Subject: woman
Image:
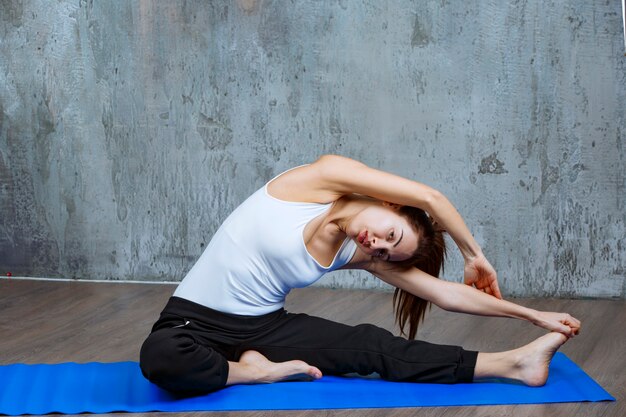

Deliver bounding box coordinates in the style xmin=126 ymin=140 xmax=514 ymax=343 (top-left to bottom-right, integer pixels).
xmin=140 ymin=155 xmax=581 ymax=395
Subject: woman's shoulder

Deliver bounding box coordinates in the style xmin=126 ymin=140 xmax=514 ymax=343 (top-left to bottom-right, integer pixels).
xmin=265 ymin=157 xmax=346 ymax=204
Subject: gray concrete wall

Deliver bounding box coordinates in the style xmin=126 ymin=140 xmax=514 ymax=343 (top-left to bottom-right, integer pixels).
xmin=1 ymin=0 xmax=624 ymax=297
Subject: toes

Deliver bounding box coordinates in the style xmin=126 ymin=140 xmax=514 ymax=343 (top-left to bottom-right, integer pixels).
xmin=308 ymin=367 xmax=322 ymax=379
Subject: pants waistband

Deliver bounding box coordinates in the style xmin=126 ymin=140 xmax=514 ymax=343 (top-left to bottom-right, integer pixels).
xmin=158 ymin=296 xmax=287 ymax=331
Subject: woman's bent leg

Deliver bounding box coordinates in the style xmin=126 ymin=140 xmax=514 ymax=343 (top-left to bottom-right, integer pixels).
xmin=140 ymin=297 xmax=326 ymax=395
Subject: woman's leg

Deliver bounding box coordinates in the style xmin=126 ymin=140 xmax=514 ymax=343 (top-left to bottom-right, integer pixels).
xmin=140 ymin=326 xmax=231 ymax=394
xmin=234 ymin=312 xmax=569 ymax=386
xmin=139 ymin=297 xmax=323 ymax=394
xmin=139 ymin=297 xmax=233 ymax=395
xmin=237 ymin=312 xmax=478 ymax=384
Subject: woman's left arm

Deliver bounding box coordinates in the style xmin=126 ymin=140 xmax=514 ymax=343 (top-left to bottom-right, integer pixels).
xmin=314 ymin=155 xmax=501 ymax=297
xmin=371 ymin=264 xmax=581 ymax=337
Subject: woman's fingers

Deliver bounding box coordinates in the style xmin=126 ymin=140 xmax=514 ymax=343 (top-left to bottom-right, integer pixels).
xmin=563 ymin=314 xmax=581 ymax=335
xmin=536 ymin=311 xmax=582 ymax=338
xmin=464 ymin=255 xmax=503 ymax=300
xmin=559 ymin=314 xmax=582 ymax=338
xmin=490 ymin=280 xmax=503 ymax=299
xmin=552 ymin=319 xmax=574 ymax=337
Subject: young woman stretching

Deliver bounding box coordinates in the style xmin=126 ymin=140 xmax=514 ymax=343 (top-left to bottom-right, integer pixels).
xmin=140 ymin=155 xmax=581 ymax=395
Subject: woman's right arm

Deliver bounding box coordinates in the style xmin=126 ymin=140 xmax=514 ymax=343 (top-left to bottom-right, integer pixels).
xmin=309 ymin=155 xmax=501 ymax=298
xmin=368 ymin=263 xmax=581 ymax=337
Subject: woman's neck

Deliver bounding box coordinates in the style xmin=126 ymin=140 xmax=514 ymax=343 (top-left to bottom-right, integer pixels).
xmin=323 ymin=195 xmax=378 ymax=236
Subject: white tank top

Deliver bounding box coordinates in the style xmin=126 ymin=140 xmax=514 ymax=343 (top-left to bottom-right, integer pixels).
xmin=173 ymin=173 xmax=357 ymax=315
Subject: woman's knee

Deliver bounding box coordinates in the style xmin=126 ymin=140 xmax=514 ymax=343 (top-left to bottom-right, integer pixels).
xmin=350 ymin=323 xmax=395 ymax=347
xmin=139 ymin=329 xmax=228 ymax=395
xmin=139 ymin=330 xmax=190 ymax=382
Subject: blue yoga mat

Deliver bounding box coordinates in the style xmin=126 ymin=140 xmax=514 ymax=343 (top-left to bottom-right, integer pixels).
xmin=0 ymin=352 xmax=614 ymax=415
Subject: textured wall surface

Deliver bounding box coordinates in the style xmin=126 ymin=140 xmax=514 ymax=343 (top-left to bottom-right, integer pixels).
xmin=1 ymin=0 xmax=624 ymax=297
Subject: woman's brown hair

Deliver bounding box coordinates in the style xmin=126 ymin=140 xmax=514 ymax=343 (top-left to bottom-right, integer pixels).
xmin=392 ymin=206 xmax=447 ymax=339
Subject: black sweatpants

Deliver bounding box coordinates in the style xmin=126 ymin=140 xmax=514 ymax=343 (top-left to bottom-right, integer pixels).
xmin=140 ymin=296 xmax=478 ymax=395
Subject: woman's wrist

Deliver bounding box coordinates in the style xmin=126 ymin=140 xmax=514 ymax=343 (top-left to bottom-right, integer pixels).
xmin=461 ymin=245 xmax=484 ymax=262
xmin=522 ymin=307 xmax=540 ymax=324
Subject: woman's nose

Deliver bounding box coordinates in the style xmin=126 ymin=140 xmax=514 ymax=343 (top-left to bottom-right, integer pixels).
xmin=370 ymin=237 xmax=387 ymax=249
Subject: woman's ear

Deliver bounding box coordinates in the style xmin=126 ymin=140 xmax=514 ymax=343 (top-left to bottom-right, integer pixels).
xmin=382 ymin=201 xmax=402 ymax=210
xmin=431 ymin=220 xmax=446 ymax=233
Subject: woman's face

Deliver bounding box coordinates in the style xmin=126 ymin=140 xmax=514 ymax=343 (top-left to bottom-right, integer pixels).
xmin=347 ymin=204 xmax=419 ymax=262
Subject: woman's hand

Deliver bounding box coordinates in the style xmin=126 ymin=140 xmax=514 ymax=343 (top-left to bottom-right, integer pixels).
xmin=531 ymin=311 xmax=582 ymax=338
xmin=463 ymin=254 xmax=503 ymax=299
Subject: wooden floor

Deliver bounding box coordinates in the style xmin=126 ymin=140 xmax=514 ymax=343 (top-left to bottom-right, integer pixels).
xmin=1 ymin=278 xmax=623 ymax=417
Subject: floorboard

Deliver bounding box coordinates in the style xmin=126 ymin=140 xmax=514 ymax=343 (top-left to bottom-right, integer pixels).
xmin=0 ymin=278 xmax=622 ymax=417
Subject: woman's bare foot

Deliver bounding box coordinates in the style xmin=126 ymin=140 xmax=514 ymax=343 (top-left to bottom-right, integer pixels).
xmin=512 ymin=332 xmax=568 ymax=386
xmin=474 ymin=332 xmax=568 ymax=386
xmin=226 ymin=350 xmax=322 ymax=386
